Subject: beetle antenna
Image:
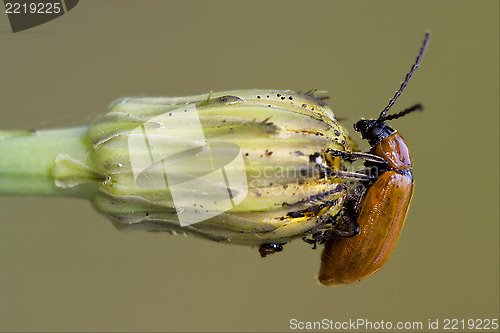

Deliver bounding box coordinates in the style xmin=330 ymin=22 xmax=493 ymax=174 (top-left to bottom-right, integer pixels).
xmin=378 ymin=32 xmax=430 ymax=120
xmin=379 ymin=103 xmax=423 ymax=122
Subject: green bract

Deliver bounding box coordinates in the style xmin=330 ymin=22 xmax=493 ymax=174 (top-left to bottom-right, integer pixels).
xmin=0 ymin=90 xmax=356 ymax=246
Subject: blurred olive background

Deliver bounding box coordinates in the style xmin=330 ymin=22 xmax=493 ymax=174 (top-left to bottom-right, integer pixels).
xmin=1 ymin=1 xmax=498 ymax=332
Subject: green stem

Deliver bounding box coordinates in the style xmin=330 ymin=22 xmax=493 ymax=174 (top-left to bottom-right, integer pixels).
xmin=0 ymin=126 xmax=99 ymax=198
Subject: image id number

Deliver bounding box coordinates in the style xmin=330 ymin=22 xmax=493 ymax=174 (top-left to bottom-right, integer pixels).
xmin=443 ymin=318 xmax=498 ymax=330
xmin=5 ymin=2 xmax=62 ymax=14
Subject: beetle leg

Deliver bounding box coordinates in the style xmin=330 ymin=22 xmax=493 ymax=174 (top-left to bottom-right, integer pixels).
xmin=327 ymin=149 xmax=388 ymax=165
xmin=302 ymin=237 xmax=318 ymax=249
xmin=302 ymin=231 xmax=327 ymax=249
xmin=331 ymin=210 xmax=361 ymax=237
xmin=302 ymin=236 xmax=317 ymax=245
xmin=330 ymin=170 xmax=374 ymax=180
xmin=351 ymin=152 xmax=388 ymax=165
xmin=310 ymin=152 xmax=375 ymax=180
xmin=327 ymin=180 xmax=369 ymax=238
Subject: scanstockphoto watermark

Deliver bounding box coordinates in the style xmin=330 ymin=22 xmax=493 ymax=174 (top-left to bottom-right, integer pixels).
xmin=289 ymin=318 xmax=424 ymax=331
xmin=289 ymin=318 xmax=500 ymax=331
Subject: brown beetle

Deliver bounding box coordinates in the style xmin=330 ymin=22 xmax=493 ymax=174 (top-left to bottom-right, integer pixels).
xmin=318 ymin=32 xmax=430 ymax=285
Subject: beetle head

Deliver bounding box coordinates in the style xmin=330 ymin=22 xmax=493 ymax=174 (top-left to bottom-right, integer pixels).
xmin=354 ymin=119 xmax=395 ymax=146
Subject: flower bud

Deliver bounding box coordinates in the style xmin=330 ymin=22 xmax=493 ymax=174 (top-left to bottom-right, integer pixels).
xmin=85 ymin=90 xmax=354 ymax=245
